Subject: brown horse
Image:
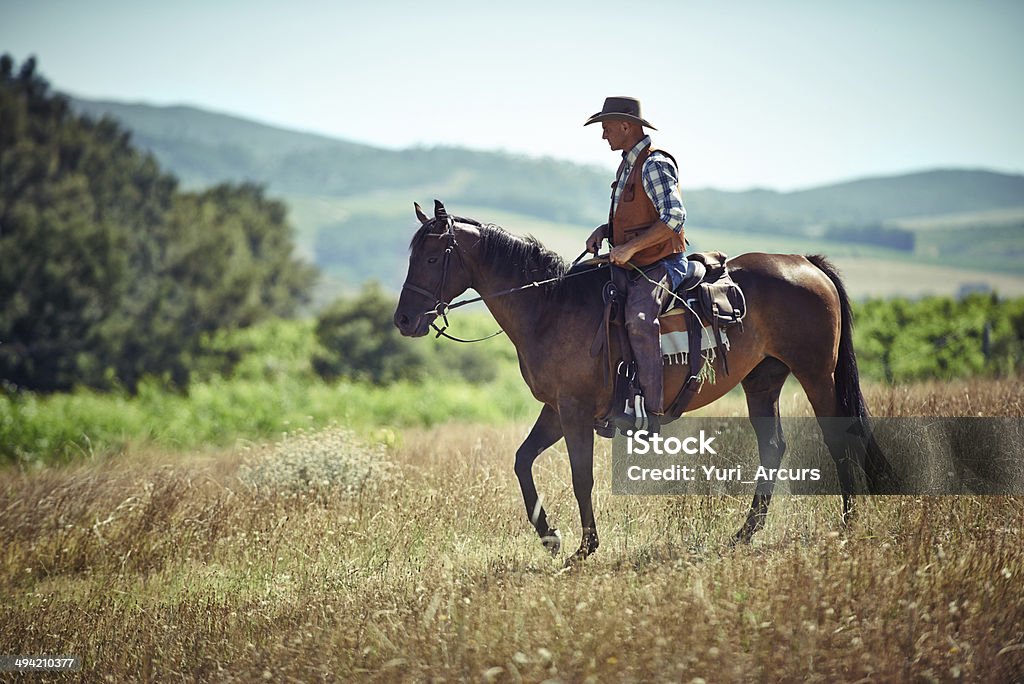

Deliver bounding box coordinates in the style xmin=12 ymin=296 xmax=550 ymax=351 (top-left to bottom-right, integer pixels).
xmin=394 ymin=201 xmax=892 ymax=564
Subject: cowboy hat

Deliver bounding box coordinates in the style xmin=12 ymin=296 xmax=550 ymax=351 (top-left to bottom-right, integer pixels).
xmin=583 ymin=96 xmax=657 ymax=130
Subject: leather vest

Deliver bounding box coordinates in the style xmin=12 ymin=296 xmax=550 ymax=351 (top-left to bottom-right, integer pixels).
xmin=609 ymin=145 xmax=685 ymax=267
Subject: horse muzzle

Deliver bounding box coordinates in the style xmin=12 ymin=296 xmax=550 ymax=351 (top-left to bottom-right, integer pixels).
xmin=393 ymin=309 xmax=434 ymax=337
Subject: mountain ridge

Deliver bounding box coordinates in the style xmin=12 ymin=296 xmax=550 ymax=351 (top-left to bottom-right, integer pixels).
xmin=71 ymin=96 xmax=1024 ymax=229
xmin=67 ymin=96 xmax=1024 ymax=299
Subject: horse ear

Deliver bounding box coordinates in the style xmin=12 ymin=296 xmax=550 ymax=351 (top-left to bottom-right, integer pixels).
xmin=414 ymin=202 xmax=429 ymax=225
xmin=433 ymin=199 xmax=448 ymax=220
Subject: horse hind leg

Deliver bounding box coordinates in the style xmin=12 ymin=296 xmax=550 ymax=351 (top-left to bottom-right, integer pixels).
xmin=734 ymin=357 xmax=791 ymax=545
xmin=514 ymin=405 xmax=564 ymax=554
xmin=793 ymin=370 xmax=866 ymax=526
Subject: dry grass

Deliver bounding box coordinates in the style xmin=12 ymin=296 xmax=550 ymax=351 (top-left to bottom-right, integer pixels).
xmin=2 ymin=380 xmax=1023 ymax=682
xmin=863 ymin=377 xmax=1024 ymax=418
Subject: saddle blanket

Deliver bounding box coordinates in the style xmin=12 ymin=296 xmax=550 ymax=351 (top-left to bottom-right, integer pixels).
xmin=659 ymin=312 xmax=729 ymax=366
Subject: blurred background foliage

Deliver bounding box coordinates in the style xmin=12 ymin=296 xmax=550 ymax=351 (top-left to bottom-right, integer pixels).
xmin=0 ymin=56 xmax=316 ymax=393
xmin=3 ymin=54 xmax=1024 ymax=463
xmin=855 ymin=293 xmax=1024 ymax=383
xmin=311 ymin=282 xmax=501 ymax=385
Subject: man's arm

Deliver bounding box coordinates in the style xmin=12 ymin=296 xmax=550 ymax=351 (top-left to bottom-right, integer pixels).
xmin=609 ymin=221 xmax=683 ymax=265
xmin=642 ymin=153 xmax=686 ymax=232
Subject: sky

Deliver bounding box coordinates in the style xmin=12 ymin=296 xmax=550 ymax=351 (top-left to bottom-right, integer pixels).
xmin=2 ymin=0 xmax=1023 ymax=190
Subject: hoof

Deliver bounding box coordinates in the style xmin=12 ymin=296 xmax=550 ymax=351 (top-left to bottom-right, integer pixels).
xmin=563 ymin=532 xmax=599 ymax=567
xmin=541 ymin=529 xmax=562 ymax=556
xmin=841 ymin=507 xmax=858 ymax=528
xmin=731 ymin=528 xmax=754 ymax=547
xmin=563 ymin=549 xmax=590 ymax=568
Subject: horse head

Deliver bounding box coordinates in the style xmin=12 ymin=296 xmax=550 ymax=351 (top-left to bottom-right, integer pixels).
xmin=394 ymin=200 xmax=477 ymax=337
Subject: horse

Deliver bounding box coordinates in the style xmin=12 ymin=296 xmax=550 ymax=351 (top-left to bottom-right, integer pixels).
xmin=394 ymin=200 xmax=893 ymax=565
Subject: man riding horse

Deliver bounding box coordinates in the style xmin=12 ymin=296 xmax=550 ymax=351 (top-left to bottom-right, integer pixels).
xmin=584 ymin=97 xmax=689 ymax=434
xmin=395 ymin=101 xmax=897 ymax=562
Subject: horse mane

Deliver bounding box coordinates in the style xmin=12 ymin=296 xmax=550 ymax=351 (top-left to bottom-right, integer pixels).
xmin=410 ymin=216 xmax=606 ymax=306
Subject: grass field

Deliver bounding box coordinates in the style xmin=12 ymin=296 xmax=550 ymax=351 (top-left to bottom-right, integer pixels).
xmin=891 ymin=207 xmax=1024 ymax=231
xmin=2 ymin=378 xmax=1023 ymax=681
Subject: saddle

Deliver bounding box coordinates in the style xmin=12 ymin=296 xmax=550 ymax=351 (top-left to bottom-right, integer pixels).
xmin=592 ymin=251 xmax=747 ymax=429
xmin=661 ymin=251 xmax=746 ymax=416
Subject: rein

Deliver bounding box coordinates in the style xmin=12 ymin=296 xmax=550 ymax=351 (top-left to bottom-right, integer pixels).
xmin=403 ymin=217 xmax=606 ymax=343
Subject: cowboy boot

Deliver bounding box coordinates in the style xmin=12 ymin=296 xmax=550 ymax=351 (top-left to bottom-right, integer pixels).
xmin=631 ymin=324 xmax=665 ymax=434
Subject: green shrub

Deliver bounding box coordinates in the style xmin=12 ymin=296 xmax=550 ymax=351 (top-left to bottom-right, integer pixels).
xmin=312 ymin=283 xmax=502 ymax=385
xmin=853 ymin=294 xmax=1024 ymax=382
xmin=312 ymin=283 xmax=430 ymax=384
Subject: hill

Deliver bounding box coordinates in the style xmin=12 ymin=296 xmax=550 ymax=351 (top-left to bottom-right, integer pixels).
xmin=69 ymin=97 xmax=1024 ymax=299
xmin=70 ymin=98 xmax=611 ymax=226
xmin=693 ymin=170 xmax=1024 ymax=232
xmin=73 ymin=98 xmax=1024 ymax=229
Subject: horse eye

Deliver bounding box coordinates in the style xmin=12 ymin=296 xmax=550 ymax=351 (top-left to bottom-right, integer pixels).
xmin=427 ymin=257 xmax=438 ymax=264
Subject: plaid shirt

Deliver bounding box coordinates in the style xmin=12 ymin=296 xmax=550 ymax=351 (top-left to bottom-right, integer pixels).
xmin=611 ymin=135 xmax=686 ymax=233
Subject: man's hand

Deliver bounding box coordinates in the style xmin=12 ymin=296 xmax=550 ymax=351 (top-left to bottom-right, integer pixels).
xmin=608 ymin=221 xmax=679 ymax=266
xmin=609 ymin=242 xmax=638 ymax=266
xmin=585 ymin=224 xmax=608 ymax=255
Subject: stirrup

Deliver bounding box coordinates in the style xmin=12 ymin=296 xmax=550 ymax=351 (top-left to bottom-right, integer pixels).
xmin=611 ymin=394 xmax=661 ymax=436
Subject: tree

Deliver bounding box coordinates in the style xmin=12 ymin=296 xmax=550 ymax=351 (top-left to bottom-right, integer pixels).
xmin=0 ymin=55 xmax=316 ymax=392
xmin=312 ymin=282 xmax=429 ymax=384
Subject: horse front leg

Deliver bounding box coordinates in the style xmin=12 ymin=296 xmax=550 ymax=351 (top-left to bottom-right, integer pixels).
xmin=559 ymin=398 xmax=599 ymax=566
xmin=514 ymin=405 xmax=564 ymax=554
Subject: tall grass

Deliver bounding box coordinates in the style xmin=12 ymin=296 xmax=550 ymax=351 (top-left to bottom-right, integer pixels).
xmin=1 ymin=384 xmax=1023 ymax=681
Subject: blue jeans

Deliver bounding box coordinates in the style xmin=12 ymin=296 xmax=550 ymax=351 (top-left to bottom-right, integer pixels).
xmin=662 ymin=252 xmax=689 ymax=291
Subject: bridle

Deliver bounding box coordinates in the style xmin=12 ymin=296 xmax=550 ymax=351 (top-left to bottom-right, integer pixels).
xmin=401 ymin=215 xmax=606 ymax=343
xmin=401 ymin=215 xmax=499 ymax=342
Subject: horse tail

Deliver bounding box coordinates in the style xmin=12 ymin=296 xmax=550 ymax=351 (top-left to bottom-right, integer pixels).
xmin=806 ymin=254 xmax=898 ymax=493
xmin=805 ymin=255 xmax=866 ymax=418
